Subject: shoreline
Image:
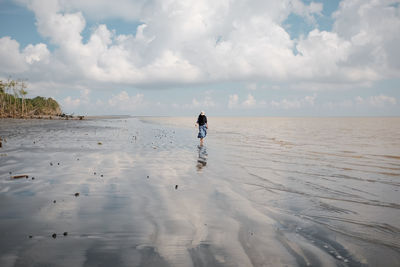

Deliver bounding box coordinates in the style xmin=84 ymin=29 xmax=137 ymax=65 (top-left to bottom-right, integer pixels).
xmin=0 ymin=115 xmax=132 ymax=121
xmin=0 ymin=115 xmax=84 ymax=120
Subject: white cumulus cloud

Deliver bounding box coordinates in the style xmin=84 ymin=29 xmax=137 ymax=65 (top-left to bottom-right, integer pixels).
xmin=356 ymin=94 xmax=397 ymax=107
xmin=333 ymin=0 xmax=400 ymax=78
xmin=108 ymin=91 xmax=145 ymax=111
xmin=179 ymin=96 xmax=216 ymax=110
xmin=270 ymin=94 xmax=317 ymax=109
xmin=242 ymin=94 xmax=257 ymax=107
xmin=228 ymin=94 xmax=259 ymax=109
xmin=23 ymin=43 xmax=50 ymax=64
xmin=63 ymin=96 xmax=81 ymax=109
xmin=61 ymin=88 xmax=91 ymax=112
xmin=228 ymin=94 xmax=239 ymax=109
xmin=1 ymin=0 xmax=399 ymax=95
xmin=0 ymin=36 xmax=50 ymax=73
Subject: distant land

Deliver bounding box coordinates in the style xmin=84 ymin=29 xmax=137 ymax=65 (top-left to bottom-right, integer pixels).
xmin=0 ymin=79 xmax=82 ymax=120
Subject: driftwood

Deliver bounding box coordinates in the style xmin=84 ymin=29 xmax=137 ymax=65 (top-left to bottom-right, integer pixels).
xmin=12 ymin=175 xmax=28 ymax=179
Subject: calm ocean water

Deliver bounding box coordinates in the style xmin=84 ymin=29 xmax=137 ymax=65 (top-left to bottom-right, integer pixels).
xmin=0 ymin=117 xmax=399 ymax=266
xmin=147 ymin=117 xmax=400 ymax=264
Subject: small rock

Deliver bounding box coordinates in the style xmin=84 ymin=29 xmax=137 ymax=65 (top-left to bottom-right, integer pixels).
xmin=74 ymin=193 xmax=80 ymax=197
xmin=336 ymin=255 xmax=343 ymax=260
xmin=175 ymin=185 xmax=178 ymax=190
xmin=53 ymin=200 xmax=56 ymax=203
xmin=52 ymin=233 xmax=57 ymax=239
xmin=98 ymin=142 xmax=102 ymax=145
xmin=344 ymin=259 xmax=349 ymax=263
xmin=63 ymin=232 xmax=68 ymax=236
xmin=57 ymin=163 xmax=60 ymax=165
xmin=50 ymin=162 xmax=53 ymax=166
xmin=147 ymin=175 xmax=149 ymax=178
xmin=31 ymin=177 xmax=35 ymax=180
xmin=100 ymin=174 xmax=103 ymax=177
xmin=29 ymin=235 xmax=33 ymax=239
xmin=94 ymin=172 xmax=96 ymax=175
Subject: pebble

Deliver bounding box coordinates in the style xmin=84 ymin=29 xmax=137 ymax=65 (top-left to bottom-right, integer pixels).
xmin=100 ymin=174 xmax=103 ymax=177
xmin=50 ymin=162 xmax=53 ymax=166
xmin=175 ymin=185 xmax=178 ymax=190
xmin=74 ymin=193 xmax=80 ymax=197
xmin=63 ymin=232 xmax=68 ymax=236
xmin=147 ymin=175 xmax=149 ymax=178
xmin=31 ymin=177 xmax=35 ymax=180
xmin=29 ymin=235 xmax=33 ymax=239
xmin=53 ymin=200 xmax=56 ymax=203
xmin=52 ymin=233 xmax=57 ymax=239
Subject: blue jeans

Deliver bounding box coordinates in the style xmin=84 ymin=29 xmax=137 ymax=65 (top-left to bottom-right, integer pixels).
xmin=198 ymin=125 xmax=207 ymax=138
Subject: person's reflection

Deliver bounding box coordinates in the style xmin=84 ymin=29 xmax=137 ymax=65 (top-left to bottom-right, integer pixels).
xmin=196 ymin=145 xmax=208 ymax=171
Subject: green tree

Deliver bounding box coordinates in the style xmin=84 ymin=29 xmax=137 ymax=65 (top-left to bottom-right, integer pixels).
xmin=0 ymin=78 xmax=62 ymax=118
xmin=0 ymin=80 xmax=4 ymax=116
xmin=19 ymin=80 xmax=27 ymax=116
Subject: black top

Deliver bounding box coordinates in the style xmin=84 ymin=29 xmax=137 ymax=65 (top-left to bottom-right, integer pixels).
xmin=197 ymin=115 xmax=207 ymax=126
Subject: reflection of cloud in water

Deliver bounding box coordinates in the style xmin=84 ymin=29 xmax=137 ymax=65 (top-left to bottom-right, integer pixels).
xmin=197 ymin=145 xmax=208 ymax=171
xmin=2 ymin=117 xmax=400 ymax=266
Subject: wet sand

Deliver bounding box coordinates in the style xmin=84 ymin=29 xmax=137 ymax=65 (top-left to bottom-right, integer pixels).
xmin=0 ymin=117 xmax=399 ymax=267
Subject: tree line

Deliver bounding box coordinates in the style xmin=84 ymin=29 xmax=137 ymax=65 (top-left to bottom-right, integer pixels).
xmin=0 ymin=78 xmax=62 ymax=118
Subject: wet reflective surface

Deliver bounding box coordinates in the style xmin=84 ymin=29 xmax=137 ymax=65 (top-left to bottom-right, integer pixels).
xmin=0 ymin=117 xmax=399 ymax=266
xmin=197 ymin=145 xmax=208 ymax=171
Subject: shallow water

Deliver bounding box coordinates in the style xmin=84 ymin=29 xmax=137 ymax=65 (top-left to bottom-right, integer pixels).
xmin=0 ymin=117 xmax=399 ymax=267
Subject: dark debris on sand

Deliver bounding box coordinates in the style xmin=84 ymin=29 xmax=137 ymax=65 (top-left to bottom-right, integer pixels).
xmin=11 ymin=174 xmax=28 ymax=179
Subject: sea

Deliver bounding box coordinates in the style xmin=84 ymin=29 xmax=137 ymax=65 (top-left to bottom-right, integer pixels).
xmin=0 ymin=117 xmax=399 ymax=266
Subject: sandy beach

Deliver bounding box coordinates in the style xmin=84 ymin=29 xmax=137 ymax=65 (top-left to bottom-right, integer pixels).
xmin=0 ymin=117 xmax=399 ymax=267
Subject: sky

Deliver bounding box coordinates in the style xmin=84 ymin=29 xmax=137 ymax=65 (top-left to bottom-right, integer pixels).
xmin=0 ymin=0 xmax=399 ymax=116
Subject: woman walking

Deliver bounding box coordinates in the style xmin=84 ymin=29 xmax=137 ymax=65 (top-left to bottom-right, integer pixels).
xmin=196 ymin=111 xmax=208 ymax=146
